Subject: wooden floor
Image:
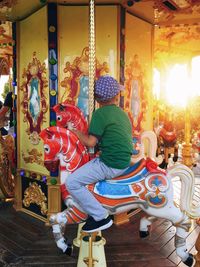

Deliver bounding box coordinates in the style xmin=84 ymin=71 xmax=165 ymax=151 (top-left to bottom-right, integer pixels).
xmin=0 ymin=198 xmax=199 ymax=267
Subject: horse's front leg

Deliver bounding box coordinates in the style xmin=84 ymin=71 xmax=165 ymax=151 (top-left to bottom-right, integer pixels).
xmin=50 ymin=205 xmax=88 ymax=255
xmin=50 ymin=210 xmax=72 ymax=255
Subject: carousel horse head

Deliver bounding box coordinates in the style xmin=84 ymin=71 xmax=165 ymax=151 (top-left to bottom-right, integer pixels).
xmin=52 ymin=103 xmax=88 ymax=134
xmin=39 ymin=126 xmax=89 ymax=173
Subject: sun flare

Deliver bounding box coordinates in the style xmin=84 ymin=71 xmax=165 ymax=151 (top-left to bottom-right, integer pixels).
xmin=154 ymin=56 xmax=200 ymax=108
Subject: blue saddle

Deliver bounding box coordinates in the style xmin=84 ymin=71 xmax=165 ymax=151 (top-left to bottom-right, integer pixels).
xmin=93 ymin=160 xmax=148 ymax=198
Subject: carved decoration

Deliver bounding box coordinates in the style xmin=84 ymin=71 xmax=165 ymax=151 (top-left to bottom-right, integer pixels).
xmin=0 ymin=0 xmax=17 ymax=8
xmin=23 ymin=182 xmax=47 ymax=215
xmin=155 ymin=24 xmax=200 ymax=51
xmin=154 ymin=25 xmax=200 ymax=69
xmin=60 ymin=47 xmax=109 ymax=116
xmin=20 ymin=52 xmax=48 ymax=145
xmin=0 ymin=135 xmax=15 ymax=198
xmin=153 ymin=0 xmax=200 ymax=23
xmin=22 ymin=148 xmax=44 ymax=165
xmin=124 ymin=54 xmax=148 ymax=135
xmin=0 ymin=57 xmax=9 ymax=75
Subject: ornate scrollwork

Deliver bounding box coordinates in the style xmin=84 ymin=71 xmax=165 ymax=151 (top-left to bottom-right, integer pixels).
xmin=0 ymin=57 xmax=9 ymax=75
xmin=23 ymin=182 xmax=47 ymax=215
xmin=20 ymin=52 xmax=48 ymax=145
xmin=145 ymin=173 xmax=169 ymax=208
xmin=0 ymin=134 xmax=15 ymax=198
xmin=60 ymin=47 xmax=109 ymax=116
xmin=22 ymin=148 xmax=44 ymax=165
xmin=154 ymin=0 xmax=200 ymax=23
xmin=0 ymin=0 xmax=17 ymax=10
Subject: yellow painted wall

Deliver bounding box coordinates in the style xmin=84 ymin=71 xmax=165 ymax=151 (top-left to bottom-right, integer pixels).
xmin=18 ymin=6 xmax=49 ymax=175
xmin=58 ymin=5 xmax=119 ymax=102
xmin=125 ymin=13 xmax=153 ymax=131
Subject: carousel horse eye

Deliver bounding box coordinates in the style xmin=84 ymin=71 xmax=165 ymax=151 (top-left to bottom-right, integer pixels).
xmin=44 ymin=144 xmax=50 ymax=154
xmin=57 ymin=115 xmax=62 ymax=121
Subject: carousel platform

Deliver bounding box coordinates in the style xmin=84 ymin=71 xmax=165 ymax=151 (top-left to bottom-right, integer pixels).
xmin=0 ymin=196 xmax=199 ymax=267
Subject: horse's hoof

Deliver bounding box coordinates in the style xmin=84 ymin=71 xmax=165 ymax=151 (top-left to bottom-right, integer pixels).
xmin=64 ymin=244 xmax=73 ymax=256
xmin=183 ymin=253 xmax=193 ymax=267
xmin=139 ymin=230 xmax=149 ymax=238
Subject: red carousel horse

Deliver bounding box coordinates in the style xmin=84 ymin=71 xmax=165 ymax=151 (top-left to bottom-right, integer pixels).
xmin=40 ymin=123 xmax=199 ymax=266
xmin=52 ymin=103 xmax=88 ymax=134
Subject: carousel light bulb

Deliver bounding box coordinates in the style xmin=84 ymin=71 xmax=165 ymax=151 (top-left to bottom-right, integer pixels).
xmin=20 ymin=170 xmax=25 ymax=176
xmin=50 ymin=120 xmax=56 ymax=126
xmin=126 ymin=0 xmax=134 ymax=7
xmin=42 ymin=176 xmax=47 ymax=183
xmin=50 ymin=178 xmax=57 ymax=185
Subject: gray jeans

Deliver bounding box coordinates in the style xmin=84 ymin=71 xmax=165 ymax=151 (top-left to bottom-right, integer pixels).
xmin=65 ymin=157 xmax=128 ymax=221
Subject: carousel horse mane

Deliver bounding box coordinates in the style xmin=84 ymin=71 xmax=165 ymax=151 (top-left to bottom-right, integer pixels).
xmin=52 ymin=103 xmax=88 ymax=134
xmin=39 ymin=126 xmax=89 ymax=172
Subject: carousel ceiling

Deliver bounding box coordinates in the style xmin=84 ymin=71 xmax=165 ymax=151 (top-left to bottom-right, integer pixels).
xmin=0 ymin=0 xmax=199 ymax=26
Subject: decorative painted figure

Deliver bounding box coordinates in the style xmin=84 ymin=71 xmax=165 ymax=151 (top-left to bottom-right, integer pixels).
xmin=20 ymin=52 xmax=48 ymax=144
xmin=28 ymin=79 xmax=40 ymax=124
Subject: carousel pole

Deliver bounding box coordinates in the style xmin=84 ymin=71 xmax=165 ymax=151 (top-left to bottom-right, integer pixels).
xmin=88 ymin=0 xmax=95 ymax=123
xmin=182 ymin=103 xmax=193 ymax=168
xmin=77 ymin=1 xmax=107 ymax=266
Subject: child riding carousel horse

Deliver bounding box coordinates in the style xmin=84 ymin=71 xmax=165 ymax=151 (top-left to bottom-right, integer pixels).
xmin=65 ymin=75 xmax=133 ymax=233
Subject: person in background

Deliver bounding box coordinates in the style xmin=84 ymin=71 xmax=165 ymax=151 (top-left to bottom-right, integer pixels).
xmin=0 ymin=92 xmax=14 ymax=135
xmin=0 ymin=100 xmax=8 ymax=135
xmin=65 ymin=75 xmax=133 ymax=233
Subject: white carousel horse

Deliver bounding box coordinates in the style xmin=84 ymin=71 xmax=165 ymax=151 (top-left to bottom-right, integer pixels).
xmin=40 ymin=125 xmax=199 ymax=266
xmin=52 ymin=103 xmax=162 ymax=207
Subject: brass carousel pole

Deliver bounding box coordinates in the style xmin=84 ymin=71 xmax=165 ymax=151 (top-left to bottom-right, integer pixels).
xmin=86 ymin=1 xmax=97 ymax=265
xmin=182 ymin=103 xmax=193 ymax=168
xmin=77 ymin=1 xmax=107 ymax=267
xmin=88 ymin=0 xmax=96 ymax=123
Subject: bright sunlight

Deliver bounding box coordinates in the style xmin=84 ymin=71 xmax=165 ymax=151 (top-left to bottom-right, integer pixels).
xmin=153 ymin=56 xmax=200 ymax=107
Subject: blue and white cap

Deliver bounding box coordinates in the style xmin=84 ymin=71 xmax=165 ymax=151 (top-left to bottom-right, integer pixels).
xmin=94 ymin=75 xmax=123 ymax=102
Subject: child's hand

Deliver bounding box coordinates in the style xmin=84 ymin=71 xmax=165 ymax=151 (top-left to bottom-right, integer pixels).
xmin=67 ymin=122 xmax=75 ymax=131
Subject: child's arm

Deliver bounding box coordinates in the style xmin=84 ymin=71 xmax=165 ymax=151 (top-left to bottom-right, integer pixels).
xmin=0 ymin=106 xmax=9 ymax=117
xmin=72 ymin=129 xmax=98 ymax=148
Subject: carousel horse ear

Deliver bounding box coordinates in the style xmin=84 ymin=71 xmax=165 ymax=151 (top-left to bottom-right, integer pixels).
xmin=52 ymin=104 xmax=59 ymax=112
xmin=39 ymin=128 xmax=54 ymax=140
xmin=46 ymin=129 xmax=54 ymax=139
xmin=59 ymin=104 xmax=65 ymax=111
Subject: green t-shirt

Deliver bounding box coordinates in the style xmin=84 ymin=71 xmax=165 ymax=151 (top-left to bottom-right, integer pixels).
xmin=89 ymin=105 xmax=132 ymax=169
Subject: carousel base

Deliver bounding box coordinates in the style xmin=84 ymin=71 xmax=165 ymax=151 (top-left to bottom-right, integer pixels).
xmin=77 ymin=232 xmax=106 ymax=267
xmin=0 ymin=201 xmax=199 ymax=267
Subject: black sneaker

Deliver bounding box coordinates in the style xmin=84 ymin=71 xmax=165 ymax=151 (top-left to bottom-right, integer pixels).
xmin=82 ymin=215 xmax=113 ymax=233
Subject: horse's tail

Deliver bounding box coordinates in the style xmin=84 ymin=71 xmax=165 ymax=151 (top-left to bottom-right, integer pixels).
xmin=167 ymin=163 xmax=200 ymax=218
